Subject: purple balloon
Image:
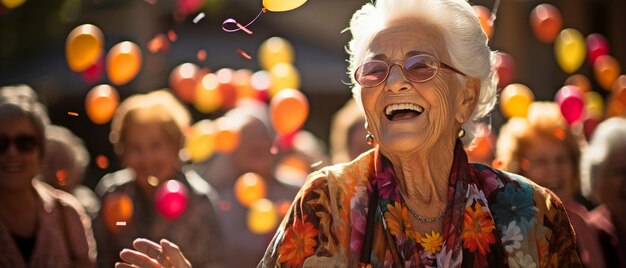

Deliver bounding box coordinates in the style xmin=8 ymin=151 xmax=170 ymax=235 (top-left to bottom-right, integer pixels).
xmin=155 ymin=180 xmax=189 ymax=220
xmin=587 ymin=33 xmax=610 ymax=65
xmin=555 ymin=85 xmax=584 ymax=125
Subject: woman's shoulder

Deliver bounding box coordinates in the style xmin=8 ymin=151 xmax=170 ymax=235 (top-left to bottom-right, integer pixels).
xmin=471 ymin=163 xmax=556 ymax=201
xmin=306 ymin=149 xmax=375 ymax=192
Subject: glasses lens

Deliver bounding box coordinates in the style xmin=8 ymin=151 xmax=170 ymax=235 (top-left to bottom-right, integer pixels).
xmin=356 ymin=61 xmax=388 ymax=87
xmin=0 ymin=136 xmax=8 ymax=153
xmin=403 ymin=55 xmax=438 ymax=82
xmin=15 ymin=135 xmax=37 ymax=152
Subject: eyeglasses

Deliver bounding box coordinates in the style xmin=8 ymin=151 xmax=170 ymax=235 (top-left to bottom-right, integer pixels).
xmin=354 ymin=54 xmax=466 ymax=88
xmin=0 ymin=134 xmax=38 ymax=153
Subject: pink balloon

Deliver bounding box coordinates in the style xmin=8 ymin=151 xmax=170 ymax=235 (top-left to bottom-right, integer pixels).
xmin=555 ymin=85 xmax=584 ymax=125
xmin=587 ymin=34 xmax=610 ymax=65
xmin=495 ymin=52 xmax=515 ymax=88
xmin=155 ymin=180 xmax=189 ymax=220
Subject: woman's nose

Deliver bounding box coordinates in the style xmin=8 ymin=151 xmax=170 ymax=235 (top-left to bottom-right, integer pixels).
xmin=385 ymin=64 xmax=410 ymax=93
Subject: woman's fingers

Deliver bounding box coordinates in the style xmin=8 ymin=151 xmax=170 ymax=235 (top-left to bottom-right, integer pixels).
xmin=119 ymin=248 xmax=161 ymax=268
xmin=160 ymin=239 xmax=191 ymax=268
xmin=115 ymin=262 xmax=138 ymax=268
xmin=133 ymin=238 xmax=163 ymax=259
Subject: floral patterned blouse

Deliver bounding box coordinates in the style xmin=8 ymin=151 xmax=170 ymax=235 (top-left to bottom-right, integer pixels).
xmin=258 ymin=141 xmax=581 ymax=267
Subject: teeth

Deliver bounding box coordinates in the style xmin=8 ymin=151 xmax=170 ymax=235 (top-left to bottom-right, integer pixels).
xmin=385 ymin=103 xmax=424 ymax=116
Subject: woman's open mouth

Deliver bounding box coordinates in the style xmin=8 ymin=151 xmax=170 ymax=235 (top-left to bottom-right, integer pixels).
xmin=384 ymin=103 xmax=424 ymax=121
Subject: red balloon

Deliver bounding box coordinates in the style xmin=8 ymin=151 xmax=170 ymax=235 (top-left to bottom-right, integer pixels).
xmin=530 ymin=4 xmax=563 ymax=44
xmin=583 ymin=117 xmax=601 ymax=141
xmin=270 ymin=89 xmax=309 ymax=136
xmin=155 ymin=180 xmax=189 ymax=220
xmin=586 ymin=33 xmax=610 ymax=65
xmin=169 ymin=63 xmax=200 ymax=103
xmin=495 ymin=52 xmax=515 ymax=88
xmin=81 ymin=56 xmax=104 ymax=85
xmin=555 ymin=85 xmax=584 ymax=125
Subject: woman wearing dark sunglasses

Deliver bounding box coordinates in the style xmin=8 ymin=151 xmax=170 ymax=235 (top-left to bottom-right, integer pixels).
xmin=118 ymin=0 xmax=581 ymax=267
xmin=0 ymin=85 xmax=96 ymax=267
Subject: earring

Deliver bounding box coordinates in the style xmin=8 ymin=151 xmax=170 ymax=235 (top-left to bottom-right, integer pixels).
xmin=366 ymin=132 xmax=374 ymax=145
xmin=457 ymin=127 xmax=466 ymax=139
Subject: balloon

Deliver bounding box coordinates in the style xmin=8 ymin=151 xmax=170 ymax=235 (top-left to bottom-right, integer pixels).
xmin=184 ymin=120 xmax=216 ymax=162
xmin=262 ymin=0 xmax=307 ymax=12
xmin=234 ymin=172 xmax=267 ymax=207
xmin=613 ymin=75 xmax=626 ymax=94
xmin=251 ymin=70 xmax=271 ymax=102
xmin=85 ymin=84 xmax=119 ymax=124
xmin=233 ymin=69 xmax=256 ymax=101
xmin=593 ymin=55 xmax=621 ymax=91
xmin=102 ymin=193 xmax=134 ymax=233
xmin=583 ymin=117 xmax=601 ymax=141
xmin=214 ymin=117 xmax=240 ymax=153
xmin=66 ymin=24 xmax=104 ymax=72
xmin=529 ymin=4 xmax=562 ymax=44
xmin=472 ymin=5 xmax=493 ymax=39
xmin=258 ymin=37 xmax=294 ymax=71
xmin=270 ymin=89 xmax=309 ymax=135
xmin=555 ymin=85 xmax=584 ymax=125
xmin=269 ymin=63 xmax=300 ymax=96
xmin=155 ymin=180 xmax=189 ymax=220
xmin=106 ymin=41 xmax=142 ymax=85
xmin=495 ymin=52 xmax=515 ymax=88
xmin=194 ymin=73 xmax=223 ymax=114
xmin=247 ymin=199 xmax=278 ymax=234
xmin=565 ymin=74 xmax=591 ymax=92
xmin=216 ymin=68 xmax=238 ymax=110
xmin=586 ymin=33 xmax=610 ymax=65
xmin=500 ymin=84 xmax=534 ymax=118
xmin=81 ymin=56 xmax=104 ymax=85
xmin=607 ymin=75 xmax=626 ymax=117
xmin=274 ymin=153 xmax=310 ymax=187
xmin=170 ymin=63 xmax=200 ymax=103
xmin=584 ymin=91 xmax=604 ymax=119
xmin=554 ymin=28 xmax=586 ymax=74
xmin=1 ymin=0 xmax=25 ymax=8
xmin=176 ymin=0 xmax=203 ymax=15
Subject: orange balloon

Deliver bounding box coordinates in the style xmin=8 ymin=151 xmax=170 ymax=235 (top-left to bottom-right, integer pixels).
xmin=530 ymin=4 xmax=563 ymax=44
xmin=170 ymin=63 xmax=200 ymax=103
xmin=500 ymin=84 xmax=534 ymax=118
xmin=214 ymin=117 xmax=240 ymax=153
xmin=194 ymin=73 xmax=223 ymax=113
xmin=102 ymin=193 xmax=134 ymax=233
xmin=233 ymin=69 xmax=256 ymax=101
xmin=565 ymin=74 xmax=592 ymax=92
xmin=274 ymin=153 xmax=310 ymax=187
xmin=607 ymin=75 xmax=626 ymax=117
xmin=472 ymin=5 xmax=493 ymax=39
xmin=106 ymin=41 xmax=142 ymax=85
xmin=594 ymin=55 xmax=622 ymax=91
xmin=85 ymin=84 xmax=119 ymax=124
xmin=234 ymin=172 xmax=267 ymax=207
xmin=270 ymin=89 xmax=309 ymax=136
xmin=216 ymin=68 xmax=238 ymax=110
xmin=66 ymin=24 xmax=104 ymax=72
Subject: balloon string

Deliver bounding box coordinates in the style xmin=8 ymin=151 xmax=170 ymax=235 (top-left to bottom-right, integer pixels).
xmin=490 ymin=0 xmax=501 ymax=24
xmin=222 ymin=8 xmax=267 ymax=34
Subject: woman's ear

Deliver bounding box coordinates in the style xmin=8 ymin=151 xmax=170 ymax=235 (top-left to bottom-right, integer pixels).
xmin=455 ymin=77 xmax=480 ymax=123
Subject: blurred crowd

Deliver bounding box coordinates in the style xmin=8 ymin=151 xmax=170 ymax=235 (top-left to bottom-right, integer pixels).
xmin=0 ymin=82 xmax=625 ymax=268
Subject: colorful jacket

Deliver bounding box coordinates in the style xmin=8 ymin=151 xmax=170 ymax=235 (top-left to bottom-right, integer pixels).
xmin=259 ymin=141 xmax=581 ymax=267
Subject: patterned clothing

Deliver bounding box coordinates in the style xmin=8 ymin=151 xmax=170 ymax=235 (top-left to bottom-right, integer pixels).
xmin=0 ymin=180 xmax=97 ymax=268
xmin=259 ymin=141 xmax=581 ymax=267
xmin=93 ymin=167 xmax=225 ymax=268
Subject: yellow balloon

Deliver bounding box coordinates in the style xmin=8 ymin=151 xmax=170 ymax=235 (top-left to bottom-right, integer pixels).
xmin=262 ymin=0 xmax=307 ymax=12
xmin=258 ymin=37 xmax=294 ymax=71
xmin=269 ymin=63 xmax=300 ymax=97
xmin=584 ymin=91 xmax=604 ymax=119
xmin=106 ymin=41 xmax=142 ymax=85
xmin=66 ymin=24 xmax=104 ymax=72
xmin=247 ymin=199 xmax=278 ymax=234
xmin=554 ymin=28 xmax=586 ymax=74
xmin=1 ymin=0 xmax=26 ymax=9
xmin=184 ymin=120 xmax=216 ymax=162
xmin=500 ymin=84 xmax=534 ymax=118
xmin=194 ymin=73 xmax=223 ymax=114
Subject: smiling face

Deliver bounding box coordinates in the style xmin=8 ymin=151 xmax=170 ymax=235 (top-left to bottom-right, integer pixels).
xmin=0 ymin=116 xmax=40 ymax=192
xmin=359 ymin=19 xmax=476 ymax=157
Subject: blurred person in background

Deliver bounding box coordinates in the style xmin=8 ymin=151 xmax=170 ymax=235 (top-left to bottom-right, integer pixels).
xmin=192 ymin=99 xmax=300 ymax=268
xmin=0 ymin=85 xmax=96 ymax=267
xmin=93 ymin=90 xmax=224 ymax=268
xmin=329 ymin=98 xmax=371 ymax=164
xmin=581 ymin=117 xmax=626 ymax=267
xmin=42 ymin=124 xmax=101 ymax=219
xmin=496 ymin=101 xmax=603 ymax=267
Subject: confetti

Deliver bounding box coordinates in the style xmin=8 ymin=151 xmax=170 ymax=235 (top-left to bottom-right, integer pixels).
xmin=237 ymin=48 xmax=252 ymax=60
xmin=168 ymin=30 xmax=177 ymax=42
xmin=115 ymin=221 xmax=127 ymax=226
xmin=56 ymin=169 xmax=68 ymax=186
xmin=67 ymin=112 xmax=79 ymax=116
xmin=193 ymin=12 xmax=205 ymax=24
xmin=96 ymin=155 xmax=109 ymax=169
xmin=310 ymin=160 xmax=323 ymax=168
xmin=197 ymin=49 xmax=207 ymax=61
xmin=147 ymin=34 xmax=170 ymax=53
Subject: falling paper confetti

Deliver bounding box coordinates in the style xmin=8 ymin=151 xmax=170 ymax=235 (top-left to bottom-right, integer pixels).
xmin=193 ymin=12 xmax=205 ymax=24
xmin=197 ymin=49 xmax=207 ymax=61
xmin=237 ymin=48 xmax=252 ymax=60
xmin=115 ymin=221 xmax=127 ymax=226
xmin=147 ymin=34 xmax=170 ymax=53
xmin=96 ymin=155 xmax=109 ymax=169
xmin=67 ymin=112 xmax=79 ymax=116
xmin=168 ymin=30 xmax=177 ymax=42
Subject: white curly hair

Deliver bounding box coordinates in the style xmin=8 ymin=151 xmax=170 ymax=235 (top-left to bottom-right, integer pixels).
xmin=346 ymin=0 xmax=499 ymax=146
